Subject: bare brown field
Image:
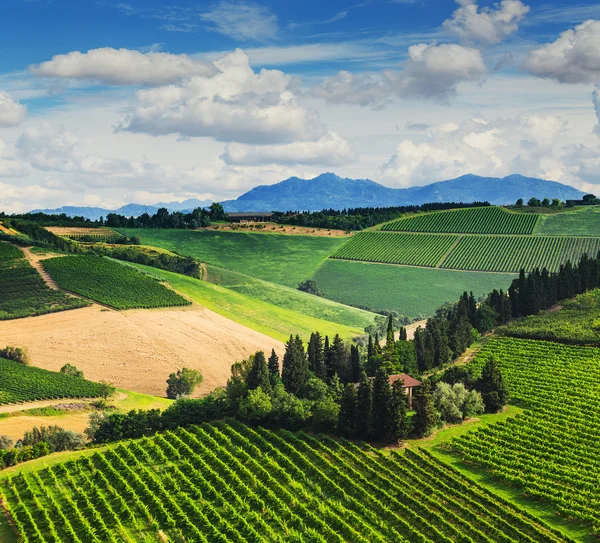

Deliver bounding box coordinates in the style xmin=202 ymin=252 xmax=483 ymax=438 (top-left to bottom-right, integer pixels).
xmin=45 ymin=226 xmax=122 ymax=238
xmin=0 ymin=305 xmax=283 ymax=398
xmin=204 ymin=223 xmax=352 ymax=237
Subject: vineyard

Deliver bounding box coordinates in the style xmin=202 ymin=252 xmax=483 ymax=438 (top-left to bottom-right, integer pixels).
xmin=500 ymin=288 xmax=600 ymax=345
xmin=45 ymin=226 xmax=125 ymax=243
xmin=331 ymin=232 xmax=459 ymax=267
xmin=449 ymin=337 xmax=600 ymax=534
xmin=440 ymin=235 xmax=600 ymax=272
xmin=0 ymin=243 xmax=88 ymax=320
xmin=0 ymin=357 xmax=104 ymax=405
xmin=1 ymin=420 xmax=571 ymax=543
xmin=42 ymin=256 xmax=191 ymax=310
xmin=382 ymin=207 xmax=539 ymax=234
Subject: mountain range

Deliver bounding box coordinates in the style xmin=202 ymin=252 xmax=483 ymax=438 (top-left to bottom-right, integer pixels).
xmin=32 ymin=173 xmax=585 ymax=219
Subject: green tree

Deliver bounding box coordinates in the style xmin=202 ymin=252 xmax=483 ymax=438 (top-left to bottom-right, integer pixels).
xmin=371 ymin=368 xmax=391 ymax=441
xmin=307 ymin=332 xmax=326 ymax=379
xmin=516 ymin=198 xmax=524 ymax=206
xmin=386 ymin=314 xmax=394 ymax=345
xmin=60 ymin=363 xmax=83 ymax=379
xmin=246 ymin=351 xmax=272 ymax=394
xmin=338 ymin=384 xmax=358 ymax=437
xmin=209 ymin=202 xmax=227 ymax=221
xmin=413 ymin=381 xmax=440 ymax=437
xmin=312 ymin=397 xmax=340 ymax=432
xmin=297 ymin=280 xmax=323 ymax=296
xmin=281 ymin=335 xmax=308 ymax=395
xmin=387 ymin=380 xmax=409 ymax=443
xmin=328 ymin=374 xmax=344 ymax=403
xmin=268 ymin=349 xmax=280 ymax=386
xmin=327 ymin=334 xmax=347 ymax=380
xmin=166 ymin=368 xmax=203 ymax=399
xmin=476 ymin=356 xmax=509 ymax=413
xmin=355 ymin=372 xmax=373 ymax=440
xmin=238 ymin=388 xmax=273 ymax=423
xmin=349 ymin=345 xmax=362 ymax=382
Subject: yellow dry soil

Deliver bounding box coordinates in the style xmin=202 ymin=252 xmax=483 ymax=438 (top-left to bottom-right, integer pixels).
xmin=0 ymin=305 xmax=283 ymax=398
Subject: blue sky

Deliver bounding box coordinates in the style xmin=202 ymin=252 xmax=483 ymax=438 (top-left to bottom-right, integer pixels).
xmin=1 ymin=0 xmax=600 ymax=211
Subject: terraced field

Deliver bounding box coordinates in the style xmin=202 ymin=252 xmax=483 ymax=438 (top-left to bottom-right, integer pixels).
xmin=45 ymin=226 xmax=125 ymax=243
xmin=0 ymin=357 xmax=104 ymax=405
xmin=449 ymin=337 xmax=600 ymax=535
xmin=332 ymin=232 xmax=459 ymax=267
xmin=441 ymin=235 xmax=600 ymax=272
xmin=0 ymin=243 xmax=88 ymax=320
xmin=383 ymin=207 xmax=539 ymax=234
xmin=2 ymin=420 xmax=570 ymax=542
xmin=42 ymin=255 xmax=190 ymax=310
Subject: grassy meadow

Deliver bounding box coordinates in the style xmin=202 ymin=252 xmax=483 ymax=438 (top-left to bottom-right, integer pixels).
xmin=535 ymin=206 xmax=600 ymax=236
xmin=129 ymin=263 xmax=368 ymax=341
xmin=120 ymin=228 xmax=348 ymax=288
xmin=313 ymin=260 xmax=516 ymax=317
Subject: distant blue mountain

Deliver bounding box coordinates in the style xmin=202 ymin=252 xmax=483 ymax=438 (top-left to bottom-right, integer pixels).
xmin=221 ymin=173 xmax=585 ymax=211
xmin=31 ymin=173 xmax=585 ymax=219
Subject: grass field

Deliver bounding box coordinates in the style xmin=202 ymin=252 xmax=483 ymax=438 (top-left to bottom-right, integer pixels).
xmin=1 ymin=420 xmax=570 ymax=543
xmin=129 ymin=263 xmax=367 ymax=340
xmin=204 ymin=263 xmax=375 ymax=330
xmin=449 ymin=336 xmax=600 ymax=536
xmin=42 ymin=255 xmax=191 ymax=310
xmin=0 ymin=357 xmax=104 ymax=405
xmin=312 ymin=260 xmax=515 ymax=317
xmin=120 ymin=228 xmax=348 ymax=288
xmin=535 ymin=206 xmax=600 ymax=236
xmin=382 ymin=207 xmax=539 ymax=234
xmin=332 ymin=232 xmax=459 ymax=267
xmin=441 ymin=235 xmax=600 ymax=272
xmin=500 ymin=288 xmax=600 ymax=345
xmin=0 ymin=243 xmax=88 ymax=320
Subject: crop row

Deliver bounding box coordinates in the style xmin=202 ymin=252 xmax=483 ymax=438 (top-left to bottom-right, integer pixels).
xmin=450 ymin=337 xmax=600 ymax=534
xmin=0 ymin=357 xmax=105 ymax=405
xmin=0 ymin=243 xmax=88 ymax=320
xmin=332 ymin=232 xmax=459 ymax=267
xmin=441 ymin=235 xmax=600 ymax=272
xmin=1 ymin=419 xmax=572 ymax=542
xmin=383 ymin=207 xmax=539 ymax=235
xmin=42 ymin=255 xmax=190 ymax=310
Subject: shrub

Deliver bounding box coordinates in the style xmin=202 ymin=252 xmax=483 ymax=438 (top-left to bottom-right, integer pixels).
xmin=166 ymin=368 xmax=203 ymax=399
xmin=60 ymin=363 xmax=84 ymax=378
xmin=0 ymin=346 xmax=28 ymax=365
xmin=433 ymin=382 xmax=484 ymax=424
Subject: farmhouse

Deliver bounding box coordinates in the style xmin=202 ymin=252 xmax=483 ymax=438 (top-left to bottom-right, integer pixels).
xmin=389 ymin=373 xmax=421 ymax=408
xmin=228 ymin=212 xmax=274 ymax=224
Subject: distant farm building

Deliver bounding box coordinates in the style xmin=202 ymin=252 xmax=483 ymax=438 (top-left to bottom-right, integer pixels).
xmin=228 ymin=212 xmax=274 ymax=224
xmin=389 ymin=373 xmax=421 ymax=408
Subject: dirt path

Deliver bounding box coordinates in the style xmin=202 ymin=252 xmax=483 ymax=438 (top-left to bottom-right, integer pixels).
xmin=0 ymin=398 xmax=97 ymax=415
xmin=404 ymin=319 xmax=428 ymax=340
xmin=19 ymin=246 xmax=63 ymax=290
xmin=0 ymin=305 xmax=283 ymax=398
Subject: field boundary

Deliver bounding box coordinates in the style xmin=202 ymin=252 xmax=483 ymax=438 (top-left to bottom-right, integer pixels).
xmin=436 ymin=234 xmax=464 ymax=268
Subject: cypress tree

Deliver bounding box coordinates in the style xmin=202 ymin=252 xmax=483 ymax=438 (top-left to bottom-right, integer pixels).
xmin=468 ymin=292 xmax=477 ymax=327
xmin=246 ymin=351 xmax=272 ymax=394
xmin=399 ymin=326 xmax=408 ymax=341
xmin=338 ymin=384 xmax=357 ymax=437
xmin=387 ymin=380 xmax=409 ymax=443
xmin=350 ymin=345 xmax=362 ymax=383
xmin=307 ymin=332 xmax=326 ymax=379
xmin=328 ymin=334 xmax=347 ymax=380
xmin=281 ymin=335 xmax=308 ymax=395
xmin=371 ymin=368 xmax=391 ymax=441
xmin=476 ymin=356 xmax=509 ymax=413
xmin=355 ymin=371 xmax=372 ymax=440
xmin=374 ymin=333 xmax=382 ymax=355
xmin=268 ymin=349 xmax=280 ymax=386
xmin=386 ymin=314 xmax=394 ymax=344
xmin=413 ymin=381 xmax=439 ymax=437
xmin=367 ymin=335 xmax=374 ymax=363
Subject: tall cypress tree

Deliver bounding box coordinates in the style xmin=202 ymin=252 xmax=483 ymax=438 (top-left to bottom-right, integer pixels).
xmin=367 ymin=335 xmax=374 ymax=363
xmin=386 ymin=314 xmax=394 ymax=344
xmin=476 ymin=356 xmax=509 ymax=413
xmin=399 ymin=327 xmax=407 ymax=341
xmin=246 ymin=351 xmax=272 ymax=394
xmin=281 ymin=335 xmax=308 ymax=395
xmin=371 ymin=368 xmax=391 ymax=441
xmin=355 ymin=371 xmax=373 ymax=440
xmin=387 ymin=380 xmax=409 ymax=443
xmin=328 ymin=334 xmax=347 ymax=380
xmin=412 ymin=381 xmax=439 ymax=438
xmin=268 ymin=349 xmax=280 ymax=386
xmin=350 ymin=345 xmax=362 ymax=383
xmin=338 ymin=384 xmax=357 ymax=437
xmin=307 ymin=332 xmax=326 ymax=379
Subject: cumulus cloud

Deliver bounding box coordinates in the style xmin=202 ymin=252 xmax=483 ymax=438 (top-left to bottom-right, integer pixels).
xmin=443 ymin=0 xmax=530 ymax=44
xmin=381 ymin=114 xmax=571 ymax=187
xmin=593 ymin=87 xmax=600 ymax=136
xmin=221 ymin=132 xmax=357 ymax=166
xmin=200 ymin=1 xmax=278 ymax=41
xmin=311 ymin=42 xmax=486 ymax=107
xmin=30 ymin=47 xmax=216 ymax=85
xmin=522 ymin=20 xmax=600 ymax=84
xmin=119 ymin=49 xmax=327 ymax=145
xmin=0 ymin=91 xmax=27 ymax=126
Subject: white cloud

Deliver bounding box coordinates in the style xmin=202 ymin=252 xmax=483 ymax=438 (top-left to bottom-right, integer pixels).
xmin=221 ymin=132 xmax=357 ymax=166
xmin=30 ymin=48 xmax=216 ymax=86
xmin=593 ymin=87 xmax=600 ymax=137
xmin=0 ymin=91 xmax=27 ymax=126
xmin=311 ymin=42 xmax=486 ymax=107
xmin=200 ymin=1 xmax=278 ymax=41
xmin=443 ymin=0 xmax=530 ymax=45
xmin=119 ymin=49 xmax=327 ymax=144
xmin=522 ymin=20 xmax=600 ymax=84
xmin=16 ymin=123 xmax=79 ymax=171
xmin=380 ymin=114 xmax=573 ymax=186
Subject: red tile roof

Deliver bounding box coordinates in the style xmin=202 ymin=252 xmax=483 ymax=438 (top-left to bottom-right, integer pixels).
xmin=389 ymin=373 xmax=421 ymax=388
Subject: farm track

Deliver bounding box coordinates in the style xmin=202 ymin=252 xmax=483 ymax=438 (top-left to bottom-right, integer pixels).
xmin=19 ymin=247 xmax=62 ymax=291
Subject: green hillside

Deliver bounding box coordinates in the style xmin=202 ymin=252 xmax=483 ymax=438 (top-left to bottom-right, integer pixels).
xmin=120 ymin=229 xmax=347 ymax=288
xmin=535 ymin=206 xmax=600 ymax=236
